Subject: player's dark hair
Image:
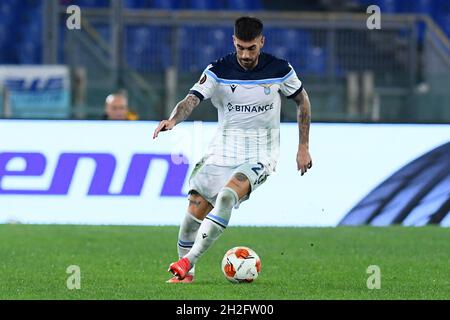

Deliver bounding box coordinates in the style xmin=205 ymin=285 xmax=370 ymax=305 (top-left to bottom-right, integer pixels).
xmin=234 ymin=16 xmax=263 ymax=41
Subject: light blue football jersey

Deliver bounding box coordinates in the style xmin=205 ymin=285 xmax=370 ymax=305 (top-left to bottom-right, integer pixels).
xmin=190 ymin=52 xmax=303 ymax=173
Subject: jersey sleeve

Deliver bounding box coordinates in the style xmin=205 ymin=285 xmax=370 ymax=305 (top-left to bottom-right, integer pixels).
xmin=279 ymin=65 xmax=303 ymax=99
xmin=189 ymin=65 xmax=218 ymax=101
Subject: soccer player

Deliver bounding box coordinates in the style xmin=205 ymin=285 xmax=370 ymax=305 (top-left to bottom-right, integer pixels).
xmin=153 ymin=16 xmax=312 ymax=283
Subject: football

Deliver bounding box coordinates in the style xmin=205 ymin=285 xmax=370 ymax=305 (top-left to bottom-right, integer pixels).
xmin=221 ymin=246 xmax=261 ymax=283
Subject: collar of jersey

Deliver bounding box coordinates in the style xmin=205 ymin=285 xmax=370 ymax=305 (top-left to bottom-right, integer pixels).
xmin=204 ymin=68 xmax=293 ymax=85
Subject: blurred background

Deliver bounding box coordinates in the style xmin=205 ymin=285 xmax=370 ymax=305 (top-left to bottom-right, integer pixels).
xmin=0 ymin=0 xmax=449 ymax=123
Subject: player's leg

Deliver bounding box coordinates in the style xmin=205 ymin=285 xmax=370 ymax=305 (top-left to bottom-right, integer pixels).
xmin=169 ymin=163 xmax=268 ymax=280
xmin=167 ymin=191 xmax=212 ymax=283
xmin=182 ymin=173 xmax=250 ymax=272
xmin=178 ymin=191 xmax=212 ymax=270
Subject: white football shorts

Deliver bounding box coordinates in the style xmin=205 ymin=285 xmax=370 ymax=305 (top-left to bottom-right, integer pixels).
xmin=188 ymin=156 xmax=271 ymax=208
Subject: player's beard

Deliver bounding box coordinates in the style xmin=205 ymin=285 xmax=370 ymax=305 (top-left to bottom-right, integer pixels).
xmin=238 ymin=57 xmax=257 ymax=70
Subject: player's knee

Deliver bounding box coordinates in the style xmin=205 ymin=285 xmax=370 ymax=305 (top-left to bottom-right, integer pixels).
xmin=217 ymin=187 xmax=239 ymax=209
xmin=233 ymin=172 xmax=249 ymax=184
xmin=226 ymin=172 xmax=250 ymax=199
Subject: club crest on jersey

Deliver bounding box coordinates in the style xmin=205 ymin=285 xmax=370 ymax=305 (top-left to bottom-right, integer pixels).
xmin=230 ymin=84 xmax=237 ymax=93
xmin=198 ymin=74 xmax=207 ymax=84
xmin=260 ymin=84 xmax=272 ymax=95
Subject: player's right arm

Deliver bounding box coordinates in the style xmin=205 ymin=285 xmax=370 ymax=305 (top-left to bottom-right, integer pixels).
xmin=153 ymin=94 xmax=200 ymax=139
xmin=153 ymin=66 xmax=218 ymax=139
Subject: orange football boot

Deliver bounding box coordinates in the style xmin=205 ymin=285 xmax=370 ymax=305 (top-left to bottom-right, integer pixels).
xmin=168 ymin=257 xmax=191 ymax=280
xmin=166 ymin=274 xmax=194 ymax=283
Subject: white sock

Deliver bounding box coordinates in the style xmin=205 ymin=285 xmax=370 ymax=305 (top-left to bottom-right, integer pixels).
xmin=185 ymin=187 xmax=238 ymax=266
xmin=177 ymin=212 xmax=202 ymax=275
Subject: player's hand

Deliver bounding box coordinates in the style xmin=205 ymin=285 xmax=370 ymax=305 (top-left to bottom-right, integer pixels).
xmin=153 ymin=119 xmax=176 ymax=139
xmin=297 ymin=145 xmax=312 ymax=176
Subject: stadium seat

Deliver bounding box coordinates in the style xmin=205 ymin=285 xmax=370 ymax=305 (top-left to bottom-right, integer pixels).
xmin=270 ymin=46 xmax=288 ymax=60
xmin=177 ymin=26 xmax=210 ymax=71
xmin=391 ymin=0 xmax=412 ymax=13
xmin=304 ymin=46 xmax=326 ymax=75
xmin=20 ymin=22 xmax=42 ymax=43
xmin=265 ymin=28 xmax=311 ymax=48
xmin=410 ymin=0 xmax=433 ymax=14
xmin=184 ymin=0 xmax=221 ymax=10
xmin=264 ymin=28 xmax=312 ymax=73
xmin=264 ymin=28 xmax=285 ymax=57
xmin=126 ymin=26 xmax=172 ymax=72
xmin=431 ymin=0 xmax=450 ymax=17
xmin=127 ymin=26 xmax=151 ymax=44
xmin=150 ymin=0 xmax=181 ymax=9
xmin=17 ymin=40 xmax=42 ymax=64
xmin=179 ymin=48 xmax=216 ymax=72
xmin=208 ymin=26 xmax=234 ymax=50
xmin=0 ymin=42 xmax=17 ymax=64
xmin=177 ymin=25 xmax=234 ymax=71
xmin=0 ymin=0 xmax=43 ymax=64
xmin=285 ymin=29 xmax=311 ymax=51
xmin=0 ymin=3 xmax=17 ymax=26
xmin=225 ymin=0 xmax=262 ymax=11
xmin=198 ymin=45 xmax=217 ymax=66
xmin=123 ymin=0 xmax=147 ymax=9
xmin=209 ymin=27 xmax=227 ymax=44
xmin=357 ymin=0 xmax=398 ymax=13
xmin=71 ymin=0 xmax=109 ymax=8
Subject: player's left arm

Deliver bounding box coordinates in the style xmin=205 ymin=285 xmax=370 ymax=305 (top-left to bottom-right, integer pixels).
xmin=293 ymin=89 xmax=313 ymax=176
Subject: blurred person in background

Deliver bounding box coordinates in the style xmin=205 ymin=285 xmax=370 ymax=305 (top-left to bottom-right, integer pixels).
xmin=103 ymin=91 xmax=139 ymax=120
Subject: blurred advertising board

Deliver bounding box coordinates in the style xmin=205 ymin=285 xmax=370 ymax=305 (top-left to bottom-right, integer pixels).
xmin=0 ymin=66 xmax=70 ymax=118
xmin=0 ymin=120 xmax=448 ymax=226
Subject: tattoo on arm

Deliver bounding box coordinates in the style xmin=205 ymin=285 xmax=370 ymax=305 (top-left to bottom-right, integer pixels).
xmin=169 ymin=94 xmax=201 ymax=124
xmin=294 ymin=89 xmax=311 ymax=147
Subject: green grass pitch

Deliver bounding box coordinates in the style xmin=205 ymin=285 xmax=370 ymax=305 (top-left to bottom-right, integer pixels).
xmin=0 ymin=224 xmax=449 ymax=300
